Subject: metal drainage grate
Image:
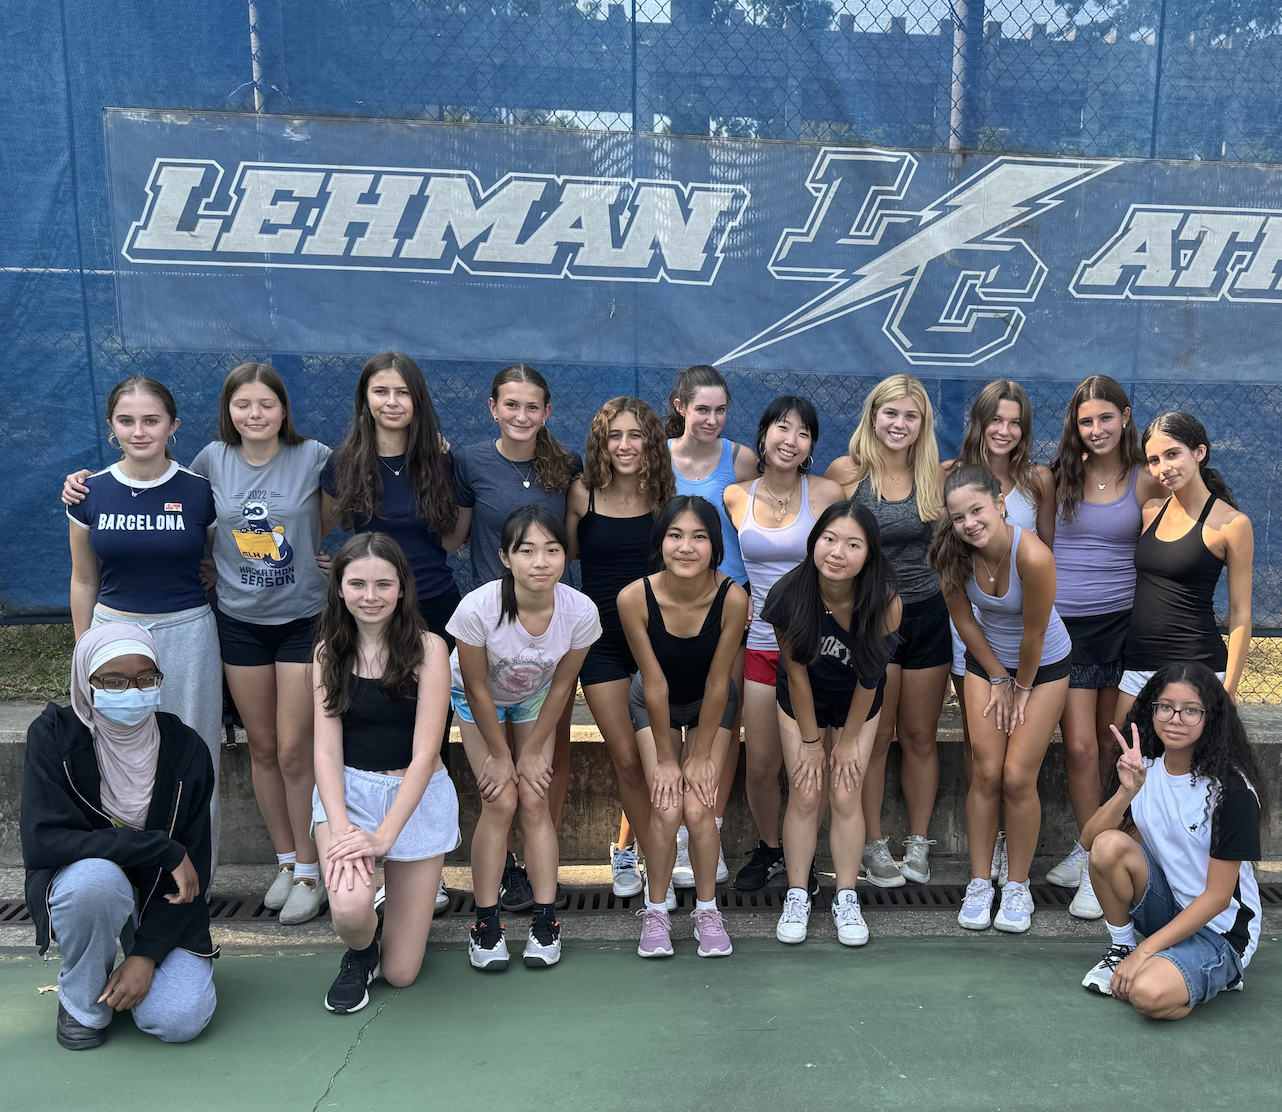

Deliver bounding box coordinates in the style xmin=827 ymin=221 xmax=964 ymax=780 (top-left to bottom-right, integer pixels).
xmin=0 ymin=901 xmax=33 ymax=924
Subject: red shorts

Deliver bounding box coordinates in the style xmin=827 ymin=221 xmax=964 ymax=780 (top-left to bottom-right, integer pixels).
xmin=744 ymin=648 xmax=780 ymax=687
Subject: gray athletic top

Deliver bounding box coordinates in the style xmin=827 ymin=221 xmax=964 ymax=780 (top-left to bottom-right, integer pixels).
xmin=851 ymin=481 xmax=939 ymax=603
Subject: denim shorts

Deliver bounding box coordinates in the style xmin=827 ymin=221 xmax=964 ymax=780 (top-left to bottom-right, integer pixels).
xmin=449 ymin=683 xmax=550 ymax=724
xmin=311 ymin=765 xmax=461 ymax=861
xmin=1132 ymin=841 xmax=1244 ymax=1006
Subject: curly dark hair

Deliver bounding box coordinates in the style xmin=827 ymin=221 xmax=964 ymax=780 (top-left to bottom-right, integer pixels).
xmin=582 ymin=396 xmax=676 ymax=509
xmin=1115 ymin=663 xmax=1270 ymax=853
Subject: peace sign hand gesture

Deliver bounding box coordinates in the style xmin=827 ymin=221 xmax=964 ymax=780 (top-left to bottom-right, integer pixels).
xmin=1109 ymin=722 xmax=1147 ymax=795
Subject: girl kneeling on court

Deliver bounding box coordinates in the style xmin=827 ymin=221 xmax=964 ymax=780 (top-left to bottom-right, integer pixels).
xmin=1079 ymin=664 xmax=1267 ymax=1018
xmin=762 ymin=501 xmax=902 ymax=947
xmin=452 ymin=507 xmax=601 ymax=971
xmin=312 ymin=533 xmax=458 ymax=1015
xmin=619 ymin=495 xmax=749 ymax=958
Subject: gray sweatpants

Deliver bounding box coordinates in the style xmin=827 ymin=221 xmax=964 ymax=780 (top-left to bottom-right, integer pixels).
xmin=92 ymin=603 xmax=223 ymax=876
xmin=49 ymin=858 xmax=216 ymax=1042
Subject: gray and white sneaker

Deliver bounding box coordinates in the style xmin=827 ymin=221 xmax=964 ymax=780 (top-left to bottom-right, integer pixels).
xmin=994 ymin=880 xmax=1035 ymax=933
xmin=436 ymin=877 xmax=450 ymax=913
xmin=958 ymin=878 xmax=994 ymax=930
xmin=279 ymin=878 xmax=327 ymax=925
xmin=671 ymin=830 xmax=695 ymax=889
xmin=900 ymin=835 xmax=936 ymax=884
xmin=264 ymin=864 xmax=295 ymax=911
xmin=776 ymin=888 xmax=812 ymax=944
xmin=1082 ymin=944 xmax=1132 ymax=995
xmin=862 ymin=838 xmax=906 ymax=888
xmin=831 ymin=889 xmax=869 ymax=947
xmin=611 ymin=842 xmax=643 ymax=898
xmin=715 ymin=843 xmax=730 ymax=885
xmin=523 ymin=915 xmax=562 ymax=968
xmin=1047 ymin=841 xmax=1089 ymax=887
xmin=469 ymin=917 xmax=510 ymax=971
xmin=990 ymin=831 xmax=1009 ymax=887
xmin=1069 ymin=866 xmax=1103 ymax=920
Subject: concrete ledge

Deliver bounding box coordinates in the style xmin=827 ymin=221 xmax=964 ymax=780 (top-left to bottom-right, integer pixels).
xmin=3 ymin=703 xmax=1281 ymax=865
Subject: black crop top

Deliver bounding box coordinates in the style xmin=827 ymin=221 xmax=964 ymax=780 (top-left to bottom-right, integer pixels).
xmin=577 ymin=488 xmax=653 ymax=634
xmin=341 ymin=675 xmax=418 ymax=771
xmin=645 ymin=576 xmax=732 ymax=705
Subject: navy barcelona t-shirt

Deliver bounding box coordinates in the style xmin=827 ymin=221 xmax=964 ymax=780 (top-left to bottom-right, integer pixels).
xmin=68 ymin=462 xmax=216 ymax=613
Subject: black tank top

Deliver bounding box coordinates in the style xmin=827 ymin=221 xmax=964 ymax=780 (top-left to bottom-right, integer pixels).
xmin=1125 ymin=496 xmax=1227 ymax=670
xmin=644 ymin=576 xmax=732 ymax=704
xmin=341 ymin=675 xmax=417 ymax=771
xmin=577 ymin=488 xmax=652 ymax=634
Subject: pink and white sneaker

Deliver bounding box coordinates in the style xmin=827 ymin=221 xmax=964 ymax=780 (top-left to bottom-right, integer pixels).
xmin=636 ymin=907 xmax=674 ymax=958
xmin=691 ymin=907 xmax=733 ymax=957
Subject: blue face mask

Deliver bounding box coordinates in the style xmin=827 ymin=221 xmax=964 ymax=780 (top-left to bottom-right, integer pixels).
xmin=92 ymin=686 xmax=161 ymax=727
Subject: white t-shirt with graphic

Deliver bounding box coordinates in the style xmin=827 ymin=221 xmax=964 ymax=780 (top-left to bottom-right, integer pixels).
xmin=1130 ymin=757 xmax=1263 ymax=964
xmin=447 ymin=580 xmax=601 ymax=707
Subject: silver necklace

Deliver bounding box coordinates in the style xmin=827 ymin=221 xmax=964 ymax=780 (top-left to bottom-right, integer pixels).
xmin=976 ymin=528 xmax=1011 ymax=585
xmin=118 ymin=462 xmax=167 ymax=499
xmin=503 ymin=454 xmax=535 ymax=489
xmin=380 ymin=456 xmax=404 ymax=478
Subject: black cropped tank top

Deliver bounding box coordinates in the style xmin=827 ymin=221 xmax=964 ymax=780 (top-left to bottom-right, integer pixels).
xmin=645 ymin=576 xmax=732 ymax=705
xmin=577 ymin=488 xmax=653 ymax=635
xmin=341 ymin=675 xmax=418 ymax=771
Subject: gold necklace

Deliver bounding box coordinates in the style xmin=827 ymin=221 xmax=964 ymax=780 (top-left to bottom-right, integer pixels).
xmin=760 ymin=477 xmax=800 ymax=522
xmin=976 ymin=527 xmax=1011 ymax=585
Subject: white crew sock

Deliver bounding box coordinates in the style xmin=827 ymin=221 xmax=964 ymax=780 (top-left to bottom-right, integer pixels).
xmin=276 ymin=852 xmax=296 ymax=867
xmin=294 ymin=861 xmax=320 ymax=883
xmin=715 ymin=817 xmax=724 ymax=830
xmin=695 ymin=898 xmax=718 ymax=911
xmin=1107 ymin=920 xmax=1138 ymax=949
xmin=645 ymin=898 xmax=669 ymax=914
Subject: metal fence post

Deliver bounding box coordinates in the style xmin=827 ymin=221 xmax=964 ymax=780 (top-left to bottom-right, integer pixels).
xmin=1148 ymin=0 xmax=1170 ymax=158
xmin=949 ymin=0 xmax=984 ymax=153
xmin=248 ymin=0 xmax=266 ymax=113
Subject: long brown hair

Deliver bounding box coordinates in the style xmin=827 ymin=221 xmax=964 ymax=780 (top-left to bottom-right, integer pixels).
xmin=1142 ymin=412 xmax=1238 ymax=510
xmin=582 ymin=396 xmax=676 ymax=509
xmin=315 ymin=532 xmax=425 ymax=716
xmin=216 ymin=362 xmax=306 ymax=447
xmin=664 ymin=364 xmax=729 ymax=438
xmin=1052 ymin=375 xmax=1143 ymax=524
xmin=958 ymin=380 xmax=1039 ymax=501
xmin=490 ymin=364 xmax=574 ymax=492
xmin=330 ymin=352 xmax=459 ymax=536
xmin=928 ymin=464 xmax=1003 ymax=596
xmin=106 ymin=376 xmax=178 ymax=461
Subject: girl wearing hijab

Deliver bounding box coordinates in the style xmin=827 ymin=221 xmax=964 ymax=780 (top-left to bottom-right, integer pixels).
xmin=20 ymin=625 xmax=218 ymax=1051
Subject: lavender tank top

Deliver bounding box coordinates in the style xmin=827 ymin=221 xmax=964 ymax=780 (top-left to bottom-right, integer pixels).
xmin=738 ymin=477 xmax=816 ymax=651
xmin=965 ymin=528 xmax=1072 ymax=670
xmin=1053 ymin=466 xmax=1142 ymax=617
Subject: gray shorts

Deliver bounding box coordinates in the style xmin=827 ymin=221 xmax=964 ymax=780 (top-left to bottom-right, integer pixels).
xmin=311 ymin=765 xmax=461 ymax=861
xmin=627 ymin=671 xmax=739 ymax=733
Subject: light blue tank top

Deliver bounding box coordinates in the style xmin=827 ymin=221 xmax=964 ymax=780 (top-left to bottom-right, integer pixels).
xmin=668 ymin=438 xmax=748 ymax=584
xmin=964 ymin=527 xmax=1072 ymax=670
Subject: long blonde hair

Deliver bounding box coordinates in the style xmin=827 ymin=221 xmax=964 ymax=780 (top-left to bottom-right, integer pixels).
xmin=846 ymin=374 xmax=943 ymax=522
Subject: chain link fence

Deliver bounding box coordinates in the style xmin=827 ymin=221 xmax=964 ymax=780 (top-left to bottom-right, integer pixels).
xmin=3 ymin=1 xmax=1281 ymax=696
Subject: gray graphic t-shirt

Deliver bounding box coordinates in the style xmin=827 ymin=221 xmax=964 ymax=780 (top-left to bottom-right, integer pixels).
xmin=192 ymin=439 xmax=332 ymax=624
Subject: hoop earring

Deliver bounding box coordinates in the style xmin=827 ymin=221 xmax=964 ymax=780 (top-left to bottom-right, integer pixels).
xmin=801 ymin=453 xmax=814 ymax=474
xmin=108 ymin=432 xmax=121 ymax=449
xmin=167 ymin=434 xmax=177 ymax=447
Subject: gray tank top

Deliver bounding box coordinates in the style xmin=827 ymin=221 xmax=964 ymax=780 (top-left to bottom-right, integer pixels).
xmin=852 ymin=481 xmax=939 ymax=603
xmin=965 ymin=527 xmax=1072 ymax=670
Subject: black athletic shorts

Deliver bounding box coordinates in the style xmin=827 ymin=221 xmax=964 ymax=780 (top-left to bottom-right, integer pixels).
xmin=777 ymin=674 xmax=886 ymax=731
xmin=964 ymin=652 xmax=1071 ymax=687
xmin=216 ymin=608 xmax=317 ymax=667
xmin=579 ymin=627 xmax=636 ymax=687
xmin=890 ymin=592 xmax=952 ymax=671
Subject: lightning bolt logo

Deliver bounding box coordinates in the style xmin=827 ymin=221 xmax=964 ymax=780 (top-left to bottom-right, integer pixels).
xmin=718 ymin=149 xmax=1120 ymax=368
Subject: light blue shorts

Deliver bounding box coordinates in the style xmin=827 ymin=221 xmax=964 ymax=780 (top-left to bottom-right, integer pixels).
xmin=311 ymin=765 xmax=460 ymax=861
xmin=449 ymin=683 xmax=550 ymax=725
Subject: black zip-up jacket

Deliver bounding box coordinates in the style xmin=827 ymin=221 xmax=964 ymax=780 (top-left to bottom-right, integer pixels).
xmin=21 ymin=702 xmax=218 ymax=963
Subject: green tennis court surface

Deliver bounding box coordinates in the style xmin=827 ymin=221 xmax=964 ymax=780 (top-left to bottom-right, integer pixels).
xmin=3 ymin=936 xmax=1277 ymax=1111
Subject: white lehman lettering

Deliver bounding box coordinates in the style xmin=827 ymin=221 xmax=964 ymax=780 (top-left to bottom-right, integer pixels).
xmin=123 ymin=161 xmax=749 ymax=285
xmin=1072 ymin=206 xmax=1282 ymax=301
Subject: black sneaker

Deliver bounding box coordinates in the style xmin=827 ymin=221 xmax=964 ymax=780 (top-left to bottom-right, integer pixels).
xmin=555 ymin=882 xmax=570 ymax=910
xmin=56 ymin=1002 xmax=107 ymax=1050
xmin=734 ymin=841 xmax=786 ymax=891
xmin=325 ymin=944 xmax=381 ymax=1014
xmin=500 ymin=852 xmax=535 ymax=912
xmin=809 ymin=863 xmax=821 ymax=897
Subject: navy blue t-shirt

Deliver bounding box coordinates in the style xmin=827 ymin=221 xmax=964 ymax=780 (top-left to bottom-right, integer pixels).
xmin=67 ymin=463 xmax=216 ymax=613
xmin=321 ymin=454 xmax=455 ymax=601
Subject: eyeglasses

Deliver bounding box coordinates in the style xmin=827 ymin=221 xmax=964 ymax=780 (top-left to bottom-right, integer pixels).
xmin=91 ymin=672 xmax=164 ymax=692
xmin=1153 ymin=702 xmax=1205 ymax=725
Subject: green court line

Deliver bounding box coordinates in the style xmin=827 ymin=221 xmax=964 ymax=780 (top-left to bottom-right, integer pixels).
xmin=2 ymin=935 xmax=1277 ymax=1112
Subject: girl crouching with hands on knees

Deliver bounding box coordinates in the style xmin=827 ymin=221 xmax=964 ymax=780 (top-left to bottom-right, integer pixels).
xmin=450 ymin=507 xmax=601 ymax=971
xmin=1079 ymin=664 xmax=1267 ymax=1018
xmin=619 ymin=496 xmax=749 ymax=959
xmin=761 ymin=502 xmax=901 ymax=948
xmin=929 ymin=465 xmax=1071 ymax=935
xmin=312 ymin=533 xmax=458 ymax=1015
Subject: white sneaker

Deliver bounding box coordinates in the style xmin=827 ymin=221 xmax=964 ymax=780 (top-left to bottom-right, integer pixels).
xmin=1047 ymin=842 xmax=1088 ymax=888
xmin=900 ymin=835 xmax=935 ymax=884
xmin=958 ymin=878 xmax=994 ymax=930
xmin=611 ymin=842 xmax=643 ymax=898
xmin=1069 ymin=867 xmax=1103 ymax=920
xmin=279 ymin=877 xmax=327 ymax=925
xmin=831 ymin=889 xmax=869 ymax=947
xmin=469 ymin=918 xmax=510 ymax=971
xmin=990 ymin=831 xmax=1009 ymax=887
xmin=666 ymin=880 xmax=677 ymax=911
xmin=776 ymin=888 xmax=811 ymax=944
xmin=861 ymin=837 xmax=906 ymax=888
xmin=671 ymin=830 xmax=695 ymax=889
xmin=264 ymin=864 xmax=295 ymax=911
xmin=1081 ymin=944 xmax=1133 ymax=995
xmin=994 ymin=880 xmax=1035 ymax=933
xmin=436 ymin=877 xmax=450 ymax=913
xmin=523 ymin=920 xmax=562 ymax=968
xmin=715 ymin=844 xmax=729 ymax=885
